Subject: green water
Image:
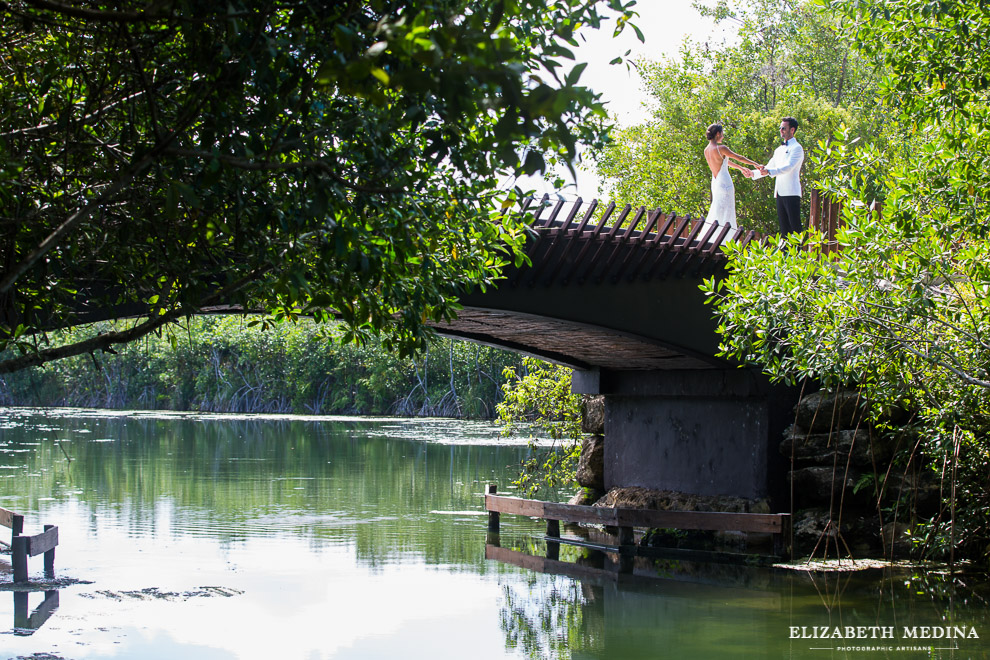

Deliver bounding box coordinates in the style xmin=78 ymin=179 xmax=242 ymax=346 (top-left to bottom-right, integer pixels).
xmin=0 ymin=408 xmax=988 ymax=659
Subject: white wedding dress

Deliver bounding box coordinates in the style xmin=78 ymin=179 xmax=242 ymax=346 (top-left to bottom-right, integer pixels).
xmin=707 ymin=156 xmax=737 ymax=229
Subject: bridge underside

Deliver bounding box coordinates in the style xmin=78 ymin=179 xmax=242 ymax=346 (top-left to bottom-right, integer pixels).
xmin=429 ymin=307 xmax=714 ymax=371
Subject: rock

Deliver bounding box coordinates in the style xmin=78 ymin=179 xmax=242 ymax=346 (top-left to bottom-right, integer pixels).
xmin=794 ymin=389 xmax=865 ymax=433
xmin=568 ymin=488 xmax=603 ymax=506
xmin=575 ymin=434 xmax=605 ymax=491
xmin=789 ymin=466 xmax=862 ymax=509
xmin=780 ymin=427 xmax=893 ymax=466
xmin=593 ymin=486 xmax=768 ymax=514
xmin=581 ymin=395 xmax=605 ymax=435
xmin=792 ymin=508 xmax=881 ymax=556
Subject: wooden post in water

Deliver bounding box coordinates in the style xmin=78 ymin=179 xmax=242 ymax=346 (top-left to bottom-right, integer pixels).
xmin=12 ymin=536 xmax=28 ymax=583
xmin=545 ymin=518 xmax=561 ymax=560
xmin=43 ymin=525 xmax=55 ymax=578
xmin=617 ymin=526 xmax=634 ymax=546
xmin=487 ymin=484 xmax=500 ymax=533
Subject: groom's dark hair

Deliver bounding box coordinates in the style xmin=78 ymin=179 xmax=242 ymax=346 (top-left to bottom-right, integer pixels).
xmin=782 ymin=116 xmax=799 ymax=130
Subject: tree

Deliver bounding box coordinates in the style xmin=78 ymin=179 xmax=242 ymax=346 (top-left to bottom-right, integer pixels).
xmin=706 ymin=0 xmax=990 ymax=560
xmin=0 ymin=0 xmax=639 ymax=372
xmin=592 ymin=0 xmax=883 ymax=232
xmin=496 ymin=356 xmax=582 ymax=497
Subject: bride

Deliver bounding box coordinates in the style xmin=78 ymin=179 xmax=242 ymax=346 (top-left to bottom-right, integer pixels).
xmin=704 ymin=123 xmax=760 ymax=229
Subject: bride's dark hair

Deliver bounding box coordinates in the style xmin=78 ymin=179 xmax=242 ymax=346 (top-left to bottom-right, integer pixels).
xmin=706 ymin=123 xmax=723 ymax=140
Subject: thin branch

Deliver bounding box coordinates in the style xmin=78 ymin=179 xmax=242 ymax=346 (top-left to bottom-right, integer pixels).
xmin=163 ymin=147 xmax=403 ymax=194
xmin=22 ymin=0 xmax=177 ymax=23
xmin=0 ymin=267 xmax=268 ymax=373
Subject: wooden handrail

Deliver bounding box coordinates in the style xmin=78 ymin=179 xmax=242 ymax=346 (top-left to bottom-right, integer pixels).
xmin=484 ymin=485 xmax=791 ymax=559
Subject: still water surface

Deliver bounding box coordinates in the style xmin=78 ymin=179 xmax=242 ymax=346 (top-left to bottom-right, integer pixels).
xmin=0 ymin=408 xmax=988 ymax=659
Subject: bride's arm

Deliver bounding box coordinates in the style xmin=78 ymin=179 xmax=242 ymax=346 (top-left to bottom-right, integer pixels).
xmin=718 ymin=145 xmax=760 ymax=167
xmin=728 ymin=161 xmax=755 ymax=177
xmin=728 ymin=161 xmax=754 ymax=178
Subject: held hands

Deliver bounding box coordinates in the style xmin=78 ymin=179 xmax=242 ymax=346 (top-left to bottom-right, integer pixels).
xmin=741 ymin=168 xmax=753 ymax=179
xmin=759 ymin=165 xmax=769 ymax=176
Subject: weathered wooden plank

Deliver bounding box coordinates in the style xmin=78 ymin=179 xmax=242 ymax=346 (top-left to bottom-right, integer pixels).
xmin=542 ymin=199 xmax=600 ymax=286
xmin=526 ymin=193 xmax=551 ymax=225
xmin=569 ymin=198 xmax=598 ymax=235
xmin=561 ymin=202 xmax=616 ymax=285
xmin=651 ymin=211 xmax=678 ymax=245
xmin=576 ymin=204 xmax=632 ymax=285
xmin=486 ymin=494 xmax=546 ymax=518
xmin=0 ymin=506 xmax=23 ymax=532
xmin=705 ymin=223 xmax=733 ymax=256
xmin=43 ymin=524 xmax=56 ymax=576
xmin=485 ymin=492 xmax=789 ymax=535
xmin=525 ymin=199 xmax=584 ymax=286
xmin=540 ymin=198 xmax=566 ymax=228
xmin=27 ymin=526 xmax=58 ymax=557
xmin=543 ymin=501 xmax=618 ymax=526
xmin=666 ymin=218 xmax=709 ymax=277
xmin=596 ymin=207 xmax=646 ymax=283
xmin=615 ymin=508 xmax=786 ymax=533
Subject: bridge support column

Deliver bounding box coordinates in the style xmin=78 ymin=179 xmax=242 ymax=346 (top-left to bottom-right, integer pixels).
xmin=573 ymin=368 xmax=798 ymax=504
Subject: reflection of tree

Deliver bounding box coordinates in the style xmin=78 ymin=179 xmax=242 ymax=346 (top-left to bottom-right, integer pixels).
xmin=0 ymin=412 xmax=535 ymax=569
xmin=498 ymin=546 xmax=606 ymax=660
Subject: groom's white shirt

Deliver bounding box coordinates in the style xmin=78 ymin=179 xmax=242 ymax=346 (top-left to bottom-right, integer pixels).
xmin=766 ymin=137 xmax=804 ymax=197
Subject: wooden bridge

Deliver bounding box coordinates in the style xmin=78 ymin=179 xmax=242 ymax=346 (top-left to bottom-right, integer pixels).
xmin=430 ymin=191 xmax=856 ymax=373
xmin=428 ymin=195 xmax=758 ymax=372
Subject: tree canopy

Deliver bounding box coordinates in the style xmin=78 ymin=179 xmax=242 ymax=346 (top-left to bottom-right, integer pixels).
xmin=706 ymin=0 xmax=990 ymax=559
xmin=0 ymin=0 xmax=637 ymax=372
xmin=593 ymin=0 xmax=883 ymax=232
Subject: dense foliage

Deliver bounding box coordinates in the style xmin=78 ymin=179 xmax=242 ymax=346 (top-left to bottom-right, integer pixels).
xmin=0 ymin=317 xmax=523 ymax=417
xmin=0 ymin=0 xmax=637 ymax=371
xmin=496 ymin=357 xmax=582 ymax=497
xmin=593 ymin=0 xmax=884 ymax=233
xmin=706 ymin=0 xmax=990 ymax=560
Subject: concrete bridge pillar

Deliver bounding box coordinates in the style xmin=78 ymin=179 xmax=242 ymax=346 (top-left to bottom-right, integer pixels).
xmin=572 ymin=368 xmax=799 ymax=505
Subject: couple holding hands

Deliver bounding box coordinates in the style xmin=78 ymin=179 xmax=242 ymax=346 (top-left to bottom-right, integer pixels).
xmin=704 ymin=117 xmax=804 ymax=234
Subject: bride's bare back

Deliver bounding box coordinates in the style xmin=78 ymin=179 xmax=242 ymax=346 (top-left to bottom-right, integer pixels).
xmin=704 ymin=141 xmax=758 ymax=178
xmin=704 ymin=144 xmax=726 ymax=178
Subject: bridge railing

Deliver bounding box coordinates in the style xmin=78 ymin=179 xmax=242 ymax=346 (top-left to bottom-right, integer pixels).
xmin=509 ymin=195 xmax=760 ymax=287
xmin=808 ymin=190 xmax=883 ymax=254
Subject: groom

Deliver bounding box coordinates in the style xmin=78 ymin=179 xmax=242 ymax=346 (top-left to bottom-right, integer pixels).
xmin=759 ymin=117 xmax=804 ymax=235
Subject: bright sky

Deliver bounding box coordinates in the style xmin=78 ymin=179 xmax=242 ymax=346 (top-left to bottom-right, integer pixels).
xmin=515 ymin=1 xmax=734 ymax=197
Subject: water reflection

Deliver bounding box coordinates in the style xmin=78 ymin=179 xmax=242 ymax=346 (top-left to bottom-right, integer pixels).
xmin=490 ymin=535 xmax=990 ymax=659
xmin=12 ymin=590 xmax=58 ymax=635
xmin=0 ymin=408 xmax=988 ymax=659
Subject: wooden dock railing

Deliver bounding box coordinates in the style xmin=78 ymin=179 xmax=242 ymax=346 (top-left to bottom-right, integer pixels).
xmin=1 ymin=506 xmax=58 ymax=583
xmin=485 ymin=484 xmax=791 ymax=560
